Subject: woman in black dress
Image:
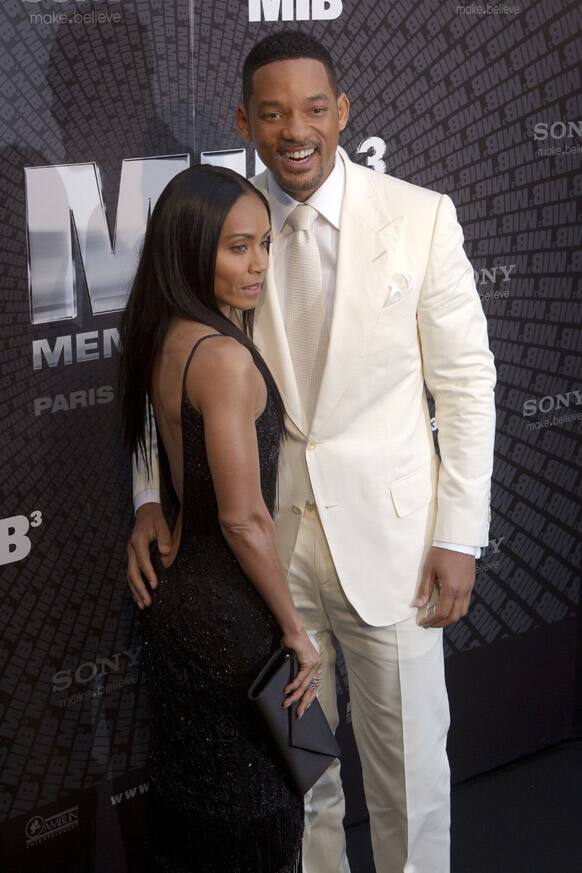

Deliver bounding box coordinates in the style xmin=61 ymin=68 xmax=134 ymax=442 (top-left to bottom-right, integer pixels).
xmin=118 ymin=165 xmax=321 ymax=872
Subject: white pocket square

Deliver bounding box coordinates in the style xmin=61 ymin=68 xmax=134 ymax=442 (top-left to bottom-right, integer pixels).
xmin=383 ymin=272 xmax=413 ymax=307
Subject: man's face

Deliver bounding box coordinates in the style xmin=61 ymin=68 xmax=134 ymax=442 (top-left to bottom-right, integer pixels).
xmin=237 ymin=57 xmax=349 ymax=202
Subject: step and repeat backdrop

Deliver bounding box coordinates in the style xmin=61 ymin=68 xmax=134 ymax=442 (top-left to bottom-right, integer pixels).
xmin=0 ymin=0 xmax=580 ymax=870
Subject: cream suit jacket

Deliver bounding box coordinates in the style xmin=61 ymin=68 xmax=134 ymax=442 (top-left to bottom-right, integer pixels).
xmin=133 ymin=147 xmax=496 ymax=626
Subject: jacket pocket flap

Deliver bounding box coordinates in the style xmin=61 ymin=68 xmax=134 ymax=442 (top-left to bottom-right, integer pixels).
xmin=389 ymin=461 xmax=437 ymax=518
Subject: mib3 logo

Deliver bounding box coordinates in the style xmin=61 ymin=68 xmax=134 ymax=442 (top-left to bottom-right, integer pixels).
xmin=27 ymin=141 xmax=383 ymax=373
xmin=26 ymin=154 xmax=189 ymax=375
xmin=248 ymin=0 xmax=342 ymax=21
xmin=0 ymin=511 xmax=43 ymax=566
xmin=26 ymin=155 xmax=189 ymax=330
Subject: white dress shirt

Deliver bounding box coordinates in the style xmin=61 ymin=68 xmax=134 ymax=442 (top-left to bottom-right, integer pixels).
xmin=136 ymin=151 xmax=480 ymax=559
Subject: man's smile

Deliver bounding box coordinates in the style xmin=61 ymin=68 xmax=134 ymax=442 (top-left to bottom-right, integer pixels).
xmin=277 ymin=145 xmax=320 ymax=173
xmin=281 ymin=147 xmax=316 ymax=161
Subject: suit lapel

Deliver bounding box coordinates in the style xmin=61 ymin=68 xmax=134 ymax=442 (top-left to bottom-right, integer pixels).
xmin=252 ymin=171 xmax=304 ymax=433
xmin=311 ymin=150 xmax=402 ymax=434
xmin=252 ymin=155 xmax=402 ymax=437
xmin=253 ymin=268 xmax=304 ymax=433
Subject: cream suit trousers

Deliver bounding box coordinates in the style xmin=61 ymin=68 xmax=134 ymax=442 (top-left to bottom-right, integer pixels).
xmin=288 ymin=502 xmax=451 ymax=873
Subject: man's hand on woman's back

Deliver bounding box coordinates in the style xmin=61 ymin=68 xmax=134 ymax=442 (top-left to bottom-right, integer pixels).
xmin=127 ymin=503 xmax=171 ymax=609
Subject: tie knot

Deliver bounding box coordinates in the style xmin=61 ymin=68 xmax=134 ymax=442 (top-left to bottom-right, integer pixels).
xmin=287 ymin=203 xmax=318 ymax=233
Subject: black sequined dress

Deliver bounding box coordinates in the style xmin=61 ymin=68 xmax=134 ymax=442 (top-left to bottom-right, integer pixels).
xmin=139 ymin=334 xmax=304 ymax=873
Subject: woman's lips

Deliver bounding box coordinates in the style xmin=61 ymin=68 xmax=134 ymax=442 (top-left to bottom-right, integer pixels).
xmin=240 ymin=283 xmax=262 ymax=297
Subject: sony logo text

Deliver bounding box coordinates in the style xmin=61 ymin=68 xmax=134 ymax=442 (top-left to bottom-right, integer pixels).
xmin=522 ymin=389 xmax=582 ymax=417
xmin=248 ymin=0 xmax=342 ymax=21
xmin=53 ymin=647 xmax=141 ymax=692
xmin=533 ymin=120 xmax=582 ymax=141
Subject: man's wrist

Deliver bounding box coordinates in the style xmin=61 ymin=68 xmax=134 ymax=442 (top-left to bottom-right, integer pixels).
xmin=134 ymin=490 xmax=161 ymax=515
xmin=432 ymin=540 xmax=481 ymax=559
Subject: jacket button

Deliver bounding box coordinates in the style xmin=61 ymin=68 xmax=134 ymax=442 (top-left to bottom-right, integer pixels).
xmin=292 ymin=505 xmax=302 ymax=515
xmin=307 ymin=440 xmax=317 ymax=450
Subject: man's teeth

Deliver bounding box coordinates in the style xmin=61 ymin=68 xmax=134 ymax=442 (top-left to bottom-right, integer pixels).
xmin=285 ymin=148 xmax=315 ymax=160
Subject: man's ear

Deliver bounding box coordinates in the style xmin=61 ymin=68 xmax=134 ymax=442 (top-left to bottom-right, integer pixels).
xmin=337 ymin=92 xmax=350 ymax=132
xmin=236 ymin=104 xmax=252 ymax=144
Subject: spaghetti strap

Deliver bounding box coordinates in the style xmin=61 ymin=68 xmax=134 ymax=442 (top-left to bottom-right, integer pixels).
xmin=181 ymin=332 xmax=224 ymax=395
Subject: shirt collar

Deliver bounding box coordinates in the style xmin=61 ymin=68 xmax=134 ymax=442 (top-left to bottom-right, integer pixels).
xmin=267 ymin=149 xmax=345 ymax=238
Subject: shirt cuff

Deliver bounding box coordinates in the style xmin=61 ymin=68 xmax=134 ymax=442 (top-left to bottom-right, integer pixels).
xmin=134 ymin=490 xmax=161 ymax=515
xmin=432 ymin=540 xmax=481 ymax=559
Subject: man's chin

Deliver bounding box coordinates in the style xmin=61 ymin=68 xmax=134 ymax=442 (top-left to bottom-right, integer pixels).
xmin=274 ymin=167 xmax=325 ymax=197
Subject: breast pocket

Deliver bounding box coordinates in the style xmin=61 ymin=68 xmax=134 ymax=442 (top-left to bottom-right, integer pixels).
xmin=381 ymin=270 xmax=415 ymax=305
xmin=377 ymin=286 xmax=418 ymax=331
xmin=368 ymin=294 xmax=418 ymax=364
xmin=376 ymin=295 xmax=414 ymax=325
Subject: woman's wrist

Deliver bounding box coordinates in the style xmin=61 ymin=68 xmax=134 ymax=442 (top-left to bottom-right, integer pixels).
xmin=280 ymin=617 xmax=304 ymax=638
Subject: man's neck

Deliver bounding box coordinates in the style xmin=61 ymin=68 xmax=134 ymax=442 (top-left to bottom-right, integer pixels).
xmin=266 ymin=150 xmax=344 ymax=237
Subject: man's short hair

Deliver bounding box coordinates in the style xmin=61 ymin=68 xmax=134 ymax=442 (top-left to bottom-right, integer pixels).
xmin=242 ymin=31 xmax=339 ymax=106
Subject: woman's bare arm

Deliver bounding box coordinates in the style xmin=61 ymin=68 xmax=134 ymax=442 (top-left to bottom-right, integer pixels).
xmin=190 ymin=337 xmax=320 ymax=714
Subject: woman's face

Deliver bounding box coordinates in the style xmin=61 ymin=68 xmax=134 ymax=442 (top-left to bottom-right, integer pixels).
xmin=214 ymin=193 xmax=271 ymax=314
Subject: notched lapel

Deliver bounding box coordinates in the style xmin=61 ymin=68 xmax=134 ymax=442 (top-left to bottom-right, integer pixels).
xmin=311 ymin=157 xmax=403 ymax=434
xmin=252 ymin=169 xmax=306 ymax=435
xmin=253 ymin=271 xmax=305 ymax=435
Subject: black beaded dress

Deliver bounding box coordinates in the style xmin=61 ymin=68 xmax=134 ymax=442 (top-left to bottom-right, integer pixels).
xmin=139 ymin=334 xmax=304 ymax=873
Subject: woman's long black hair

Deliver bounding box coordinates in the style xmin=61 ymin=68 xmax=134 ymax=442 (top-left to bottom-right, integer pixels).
xmin=118 ymin=164 xmax=286 ymax=472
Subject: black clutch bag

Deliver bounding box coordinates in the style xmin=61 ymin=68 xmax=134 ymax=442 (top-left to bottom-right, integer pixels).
xmin=248 ymin=647 xmax=341 ymax=795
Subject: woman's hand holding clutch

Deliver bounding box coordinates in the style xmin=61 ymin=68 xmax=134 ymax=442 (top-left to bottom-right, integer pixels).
xmin=280 ymin=627 xmax=322 ymax=719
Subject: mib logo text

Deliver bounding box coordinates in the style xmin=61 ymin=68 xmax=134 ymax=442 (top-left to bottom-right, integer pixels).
xmin=249 ymin=0 xmax=342 ymax=21
xmin=0 ymin=512 xmax=43 ymax=566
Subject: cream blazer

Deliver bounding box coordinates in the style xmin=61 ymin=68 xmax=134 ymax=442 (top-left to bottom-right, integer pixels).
xmin=134 ymin=148 xmax=496 ymax=626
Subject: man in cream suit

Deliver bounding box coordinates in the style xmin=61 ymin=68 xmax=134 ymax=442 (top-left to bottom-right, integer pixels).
xmin=129 ymin=32 xmax=496 ymax=873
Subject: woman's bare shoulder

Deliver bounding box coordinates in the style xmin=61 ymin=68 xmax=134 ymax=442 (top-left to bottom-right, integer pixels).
xmin=161 ymin=319 xmax=223 ymax=358
xmin=186 ymin=335 xmax=255 ymax=393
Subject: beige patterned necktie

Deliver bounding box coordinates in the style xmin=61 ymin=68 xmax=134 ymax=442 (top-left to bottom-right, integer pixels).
xmin=285 ymin=203 xmax=329 ymax=430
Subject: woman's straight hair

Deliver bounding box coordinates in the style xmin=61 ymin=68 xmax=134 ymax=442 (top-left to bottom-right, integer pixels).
xmin=118 ymin=164 xmax=286 ymax=473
